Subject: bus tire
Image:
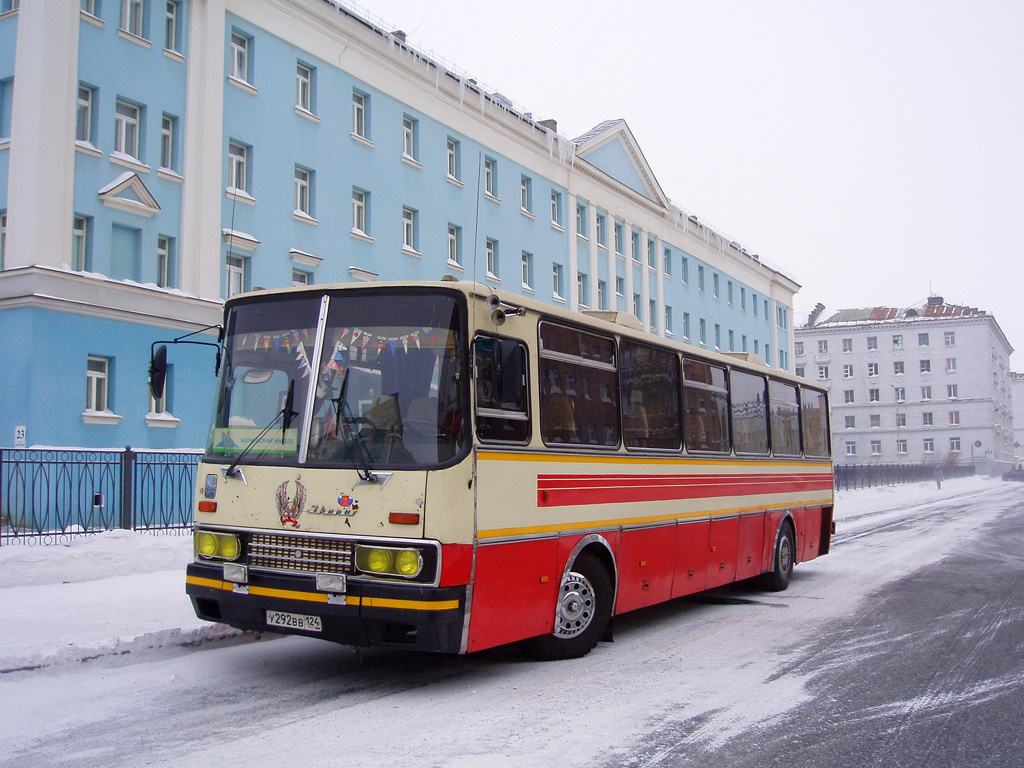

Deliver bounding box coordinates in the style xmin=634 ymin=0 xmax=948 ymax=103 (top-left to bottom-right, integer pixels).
xmin=760 ymin=522 xmax=795 ymax=592
xmin=520 ymin=551 xmax=613 ymax=661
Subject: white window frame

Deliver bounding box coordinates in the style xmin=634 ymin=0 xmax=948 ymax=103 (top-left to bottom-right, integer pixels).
xmin=520 ymin=175 xmax=532 ymax=212
xmin=950 ymin=437 xmax=961 ymax=452
xmin=402 ymin=116 xmax=417 ymax=161
xmin=77 ymin=85 xmax=94 ymax=144
xmin=896 ymin=439 xmax=907 ymax=455
xmin=868 ymin=362 xmax=879 ymax=377
xmin=550 ymin=191 xmax=562 ymax=227
xmin=157 ymin=235 xmax=171 ymax=288
xmin=226 ymin=254 xmax=245 ymax=298
xmin=294 ymin=167 xmax=312 ymax=217
xmin=552 ymin=263 xmax=564 ymax=300
xmin=871 ymin=441 xmax=882 ymax=456
xmin=86 ymin=356 xmax=110 ymax=412
xmin=447 ymin=224 xmax=461 ymax=267
xmin=845 ymin=442 xmax=857 ymax=457
xmin=230 ymin=32 xmax=250 ymax=83
xmin=296 ymin=63 xmax=313 ymax=113
xmin=121 ymin=0 xmax=144 ymax=38
xmin=843 ymin=364 xmax=854 ymax=379
xmin=72 ymin=215 xmax=89 ymax=271
xmin=447 ymin=138 xmax=460 ymax=181
xmin=923 ymin=438 xmax=935 ymax=453
xmin=485 ymin=239 xmax=498 ymax=280
xmin=160 ymin=114 xmax=175 ymax=171
xmin=228 ymin=141 xmax=249 ymax=193
xmin=114 ymin=100 xmax=141 ymax=160
xmin=165 ymin=1 xmax=179 ymax=52
xmin=521 ymin=251 xmax=533 ymax=290
xmin=484 ymin=157 xmax=496 ymax=197
xmin=352 ymin=189 xmax=368 ymax=235
xmin=352 ymin=91 xmax=368 ymax=139
xmin=945 ymin=357 xmax=957 ymax=372
xmin=402 ymin=207 xmax=417 ymax=252
xmin=944 ymin=331 xmax=956 ymax=347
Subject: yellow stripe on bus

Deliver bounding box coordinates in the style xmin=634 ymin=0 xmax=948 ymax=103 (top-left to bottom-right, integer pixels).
xmin=186 ymin=574 xmax=459 ymax=612
xmin=476 ymin=497 xmax=835 ymax=540
xmin=477 ymin=450 xmax=833 ymax=470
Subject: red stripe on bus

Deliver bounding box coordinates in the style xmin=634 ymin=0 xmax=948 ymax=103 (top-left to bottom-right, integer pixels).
xmin=536 ymin=473 xmax=833 ymax=507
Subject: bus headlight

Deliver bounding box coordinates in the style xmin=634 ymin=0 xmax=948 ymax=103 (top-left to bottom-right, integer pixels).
xmin=355 ymin=546 xmax=423 ymax=578
xmin=194 ymin=530 xmax=241 ymax=561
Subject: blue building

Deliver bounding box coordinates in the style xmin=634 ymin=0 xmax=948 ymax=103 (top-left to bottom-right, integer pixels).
xmin=0 ymin=0 xmax=798 ymax=451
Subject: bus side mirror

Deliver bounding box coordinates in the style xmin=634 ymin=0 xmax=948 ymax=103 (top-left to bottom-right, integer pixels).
xmin=150 ymin=344 xmax=168 ymax=400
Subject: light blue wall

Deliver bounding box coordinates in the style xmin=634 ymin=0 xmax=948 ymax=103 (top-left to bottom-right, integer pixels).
xmin=584 ymin=139 xmax=651 ymax=201
xmin=0 ymin=306 xmax=217 ymax=449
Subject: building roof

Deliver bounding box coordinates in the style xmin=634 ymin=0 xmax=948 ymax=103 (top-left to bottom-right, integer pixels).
xmin=810 ymin=297 xmax=990 ymax=327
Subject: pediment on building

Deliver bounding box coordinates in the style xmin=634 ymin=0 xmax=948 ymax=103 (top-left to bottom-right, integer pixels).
xmin=98 ymin=172 xmax=161 ymax=218
xmin=574 ymin=119 xmax=668 ymax=207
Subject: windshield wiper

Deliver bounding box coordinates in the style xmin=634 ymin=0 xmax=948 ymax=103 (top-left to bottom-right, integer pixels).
xmin=333 ymin=368 xmax=377 ymax=483
xmin=224 ymin=379 xmax=298 ymax=483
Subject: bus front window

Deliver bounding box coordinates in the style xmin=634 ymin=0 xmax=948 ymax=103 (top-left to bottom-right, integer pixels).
xmin=305 ymin=291 xmax=467 ymax=469
xmin=206 ymin=296 xmax=323 ymax=464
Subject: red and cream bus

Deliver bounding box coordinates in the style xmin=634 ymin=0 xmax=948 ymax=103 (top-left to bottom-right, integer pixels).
xmin=174 ymin=280 xmax=833 ymax=660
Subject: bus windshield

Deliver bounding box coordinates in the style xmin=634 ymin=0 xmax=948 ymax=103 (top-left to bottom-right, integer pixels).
xmin=206 ymin=289 xmax=468 ymax=470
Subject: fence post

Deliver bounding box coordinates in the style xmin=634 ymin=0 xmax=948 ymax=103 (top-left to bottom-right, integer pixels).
xmin=120 ymin=445 xmax=135 ymax=530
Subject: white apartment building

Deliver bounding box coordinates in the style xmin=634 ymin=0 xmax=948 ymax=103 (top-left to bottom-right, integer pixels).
xmin=794 ymin=297 xmax=1014 ymax=471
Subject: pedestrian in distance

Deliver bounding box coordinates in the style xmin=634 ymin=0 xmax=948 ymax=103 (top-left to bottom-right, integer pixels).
xmin=935 ymin=466 xmax=943 ymax=489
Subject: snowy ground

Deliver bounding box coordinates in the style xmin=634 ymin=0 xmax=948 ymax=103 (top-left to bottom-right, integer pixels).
xmin=0 ymin=475 xmax=997 ymax=674
xmin=0 ymin=474 xmax=1017 ymax=767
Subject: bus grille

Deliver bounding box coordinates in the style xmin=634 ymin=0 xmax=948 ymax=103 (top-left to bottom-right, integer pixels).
xmin=247 ymin=533 xmax=355 ymax=576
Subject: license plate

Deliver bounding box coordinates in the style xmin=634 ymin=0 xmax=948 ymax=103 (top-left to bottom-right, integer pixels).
xmin=266 ymin=610 xmax=322 ymax=633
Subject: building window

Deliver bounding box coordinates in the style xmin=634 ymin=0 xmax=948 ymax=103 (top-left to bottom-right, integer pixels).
xmin=697 ymin=265 xmax=705 ymax=292
xmin=947 ymin=384 xmax=958 ymax=398
xmin=699 ymin=318 xmax=707 ymax=346
xmin=613 ymin=222 xmax=624 ymax=254
xmin=894 ymin=361 xmax=904 ymax=375
xmin=483 ymin=157 xmax=496 ymax=197
xmin=845 ymin=416 xmax=855 ymax=429
xmin=402 ymin=207 xmax=418 ymax=252
xmin=894 ymin=387 xmax=905 ymax=402
xmin=683 ymin=312 xmax=691 ymax=340
xmin=868 ymin=362 xmax=879 ymax=377
xmin=160 ymin=114 xmax=178 ymax=172
xmin=121 ymin=0 xmax=144 ymax=38
xmin=869 ymin=388 xmax=880 ymax=402
xmin=896 ymin=412 xmax=906 ymax=428
xmin=296 ymin=63 xmax=313 ymax=113
xmin=950 ymin=437 xmax=961 ymax=452
xmin=226 ymin=254 xmax=246 ymax=297
xmin=552 ymin=263 xmax=564 ymax=300
xmin=521 ymin=251 xmax=533 ymax=290
xmin=843 ymin=364 xmax=854 ymax=379
xmin=922 ymin=412 xmax=933 ymax=426
xmin=949 ymin=411 xmax=960 ymax=425
xmin=870 ymin=414 xmax=881 ymax=428
xmin=519 ymin=175 xmax=533 ymax=213
xmin=752 ymin=293 xmax=758 ymax=317
xmin=230 ymin=32 xmax=250 ymax=83
xmin=713 ymin=273 xmax=720 ymax=298
xmin=818 ymin=339 xmax=829 ymax=354
xmin=897 ymin=439 xmax=907 ymax=455
xmin=945 ymin=357 xmax=957 ymax=372
xmin=292 ymin=269 xmax=310 ymax=287
xmin=818 ymin=366 xmax=829 ymax=380
xmin=579 ymin=273 xmax=590 ymax=308
xmin=352 ymin=91 xmax=368 ymax=139
xmin=77 ymin=85 xmax=95 ymax=144
xmin=227 ymin=141 xmax=249 ymax=193
xmin=844 ymin=390 xmax=854 ymax=404
xmin=842 ymin=338 xmax=853 ymax=352
xmin=156 ymin=235 xmax=174 ymax=288
xmin=871 ymin=441 xmax=882 ymax=456
xmin=846 ymin=442 xmax=857 ymax=457
xmin=72 ymin=215 xmax=90 ymax=271
xmin=892 ymin=334 xmax=903 ymax=348
xmin=664 ymin=247 xmax=672 ymax=276
xmin=447 ymin=138 xmax=461 ymax=181
xmin=919 ymin=359 xmax=931 ymax=373
xmin=867 ymin=336 xmax=878 ymax=350
xmin=402 ymin=116 xmax=418 ymax=161
xmin=665 ymin=305 xmax=673 ymax=333
xmin=681 ymin=256 xmax=689 ymax=284
xmin=149 ymin=362 xmax=169 ymax=415
xmin=595 ymin=213 xmax=606 ymax=247
xmin=576 ymin=203 xmax=588 ymax=238
xmin=944 ymin=331 xmax=956 ymax=346
xmin=447 ymin=224 xmax=461 ymax=267
xmin=922 ymin=385 xmax=932 ymax=400
xmin=633 ymin=293 xmax=641 ymax=320
xmin=114 ymin=100 xmax=141 ymax=160
xmin=923 ymin=438 xmax=935 ymax=453
xmin=631 ymin=231 xmax=641 ymax=263
xmin=647 ymin=238 xmax=656 ymax=268
xmin=485 ymin=238 xmax=498 ymax=279
xmin=777 ymin=305 xmax=787 ymax=328
xmin=615 ymin=276 xmax=624 ymax=298
xmin=351 ymin=188 xmax=368 ymax=235
xmin=294 ymin=167 xmax=313 ymax=217
xmin=82 ymin=0 xmax=97 ymax=16
xmin=795 ymin=342 xmax=804 ymax=356
xmin=649 ymin=299 xmax=657 ymax=328
xmin=795 ymin=365 xmax=803 ymax=377
xmin=550 ymin=191 xmax=562 ymax=227
xmin=0 ymin=211 xmax=5 ymax=270
xmin=918 ymin=332 xmax=929 ymax=346
xmin=86 ymin=356 xmax=110 ymax=412
xmin=165 ymin=1 xmax=181 ymax=53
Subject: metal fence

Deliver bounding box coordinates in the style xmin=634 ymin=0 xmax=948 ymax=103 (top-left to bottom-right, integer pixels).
xmin=1 ymin=447 xmax=202 ymax=545
xmin=834 ymin=462 xmax=976 ymax=492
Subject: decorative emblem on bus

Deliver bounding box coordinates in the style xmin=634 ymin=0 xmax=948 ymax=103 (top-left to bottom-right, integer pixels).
xmin=276 ymin=479 xmax=306 ymax=528
xmin=306 ymin=494 xmax=359 ymax=517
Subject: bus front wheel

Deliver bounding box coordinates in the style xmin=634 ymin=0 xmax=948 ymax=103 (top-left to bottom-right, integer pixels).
xmin=521 ymin=551 xmax=613 ymax=661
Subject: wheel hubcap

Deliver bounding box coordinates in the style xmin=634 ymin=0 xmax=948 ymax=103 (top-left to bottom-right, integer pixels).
xmin=779 ymin=536 xmax=792 ymax=573
xmin=554 ymin=571 xmax=595 ymax=638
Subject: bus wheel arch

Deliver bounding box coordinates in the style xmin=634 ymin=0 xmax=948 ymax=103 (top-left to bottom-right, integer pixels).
xmin=520 ymin=537 xmax=615 ymax=660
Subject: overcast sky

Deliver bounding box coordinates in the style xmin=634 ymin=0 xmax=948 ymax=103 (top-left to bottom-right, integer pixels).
xmin=357 ymin=0 xmax=1024 ymax=365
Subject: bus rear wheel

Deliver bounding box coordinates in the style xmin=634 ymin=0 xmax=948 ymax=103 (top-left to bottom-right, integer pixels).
xmin=521 ymin=551 xmax=612 ymax=661
xmin=760 ymin=522 xmax=795 ymax=592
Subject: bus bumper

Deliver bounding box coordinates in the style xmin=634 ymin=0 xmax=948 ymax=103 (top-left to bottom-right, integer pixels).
xmin=185 ymin=562 xmax=466 ymax=654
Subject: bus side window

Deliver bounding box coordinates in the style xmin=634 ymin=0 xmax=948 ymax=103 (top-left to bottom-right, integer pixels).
xmin=619 ymin=339 xmax=681 ymax=451
xmin=800 ymin=387 xmax=831 ymax=457
xmin=474 ymin=336 xmax=530 ymax=443
xmin=682 ymin=358 xmax=730 ymax=453
xmin=768 ymin=379 xmax=801 ymax=456
xmin=730 ymin=368 xmax=769 ymax=455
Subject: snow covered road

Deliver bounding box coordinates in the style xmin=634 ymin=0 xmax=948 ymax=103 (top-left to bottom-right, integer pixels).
xmin=1 ymin=476 xmax=1021 ymax=767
